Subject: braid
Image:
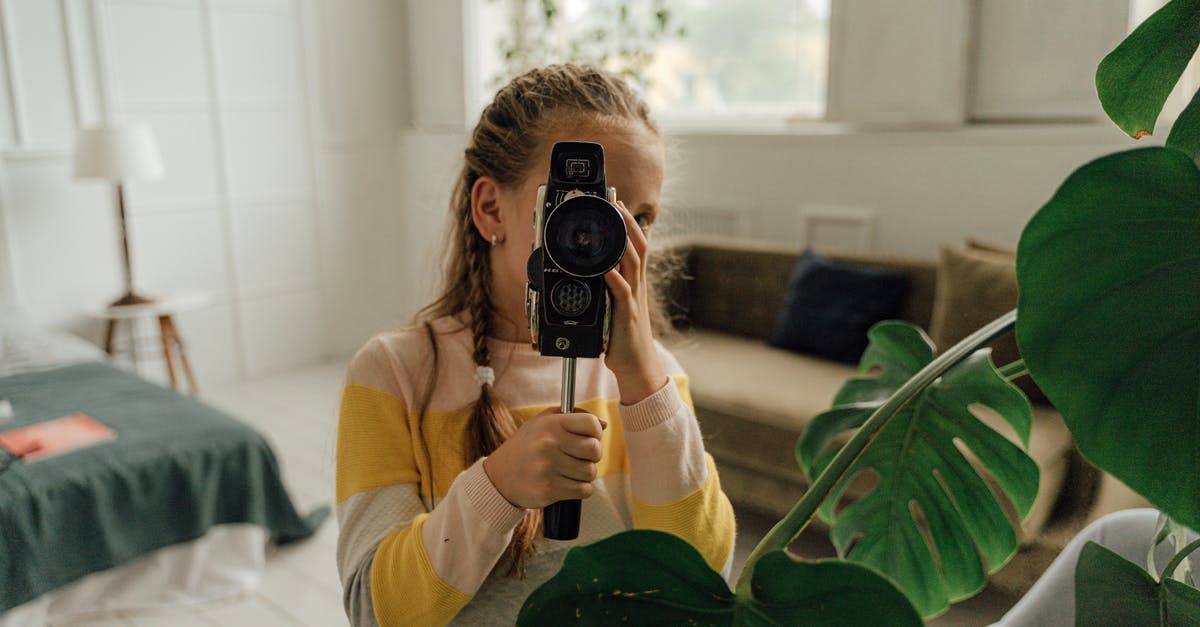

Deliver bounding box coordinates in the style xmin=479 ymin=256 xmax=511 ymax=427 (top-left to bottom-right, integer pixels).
xmin=463 ymin=225 xmax=543 ymax=577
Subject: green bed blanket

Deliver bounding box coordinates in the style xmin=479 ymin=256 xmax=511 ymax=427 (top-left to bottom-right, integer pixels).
xmin=0 ymin=362 xmax=328 ymax=612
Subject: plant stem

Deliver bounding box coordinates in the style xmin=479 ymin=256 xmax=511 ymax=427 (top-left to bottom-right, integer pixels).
xmin=733 ymin=310 xmax=1019 ymax=595
xmin=1162 ymin=538 xmax=1200 ymax=583
xmin=998 ymin=358 xmax=1028 ymax=382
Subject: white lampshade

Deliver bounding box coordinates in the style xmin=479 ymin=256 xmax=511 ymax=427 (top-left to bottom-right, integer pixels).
xmin=74 ymin=123 xmax=165 ymax=181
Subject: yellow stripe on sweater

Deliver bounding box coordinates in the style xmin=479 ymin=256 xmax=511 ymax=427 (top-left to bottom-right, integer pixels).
xmin=337 ymin=376 xmax=693 ymax=504
xmin=632 ymin=454 xmax=736 ymax=572
xmin=371 ymin=514 xmax=472 ymax=627
xmin=337 ymin=384 xmax=419 ymax=504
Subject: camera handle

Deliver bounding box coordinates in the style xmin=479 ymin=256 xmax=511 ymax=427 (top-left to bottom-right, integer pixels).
xmin=543 ymin=357 xmax=582 ymax=540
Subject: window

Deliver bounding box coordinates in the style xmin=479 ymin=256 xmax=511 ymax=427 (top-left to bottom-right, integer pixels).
xmin=468 ymin=0 xmax=831 ymax=127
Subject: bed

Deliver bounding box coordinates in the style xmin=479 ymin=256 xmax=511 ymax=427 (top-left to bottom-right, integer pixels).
xmin=0 ymin=318 xmax=328 ymax=625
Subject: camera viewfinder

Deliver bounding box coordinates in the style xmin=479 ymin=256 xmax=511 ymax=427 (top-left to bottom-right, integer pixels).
xmin=555 ymin=152 xmax=598 ymax=183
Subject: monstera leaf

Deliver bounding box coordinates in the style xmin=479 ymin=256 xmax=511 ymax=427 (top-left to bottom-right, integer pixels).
xmin=1076 ymin=542 xmax=1200 ymax=626
xmin=517 ymin=529 xmax=920 ymax=626
xmin=1016 ymin=146 xmax=1200 ymax=530
xmin=796 ymin=321 xmax=1038 ymax=617
xmin=1168 ymin=88 xmax=1200 ymax=158
xmin=1096 ymin=0 xmax=1200 ymax=139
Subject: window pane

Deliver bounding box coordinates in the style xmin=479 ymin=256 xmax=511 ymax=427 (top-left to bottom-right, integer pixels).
xmin=469 ymin=0 xmax=830 ymax=122
xmin=644 ymin=0 xmax=829 ymax=118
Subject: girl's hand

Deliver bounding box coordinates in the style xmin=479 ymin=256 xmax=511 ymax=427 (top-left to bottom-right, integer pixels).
xmin=603 ymin=200 xmax=669 ymax=404
xmin=483 ymin=409 xmax=606 ymax=509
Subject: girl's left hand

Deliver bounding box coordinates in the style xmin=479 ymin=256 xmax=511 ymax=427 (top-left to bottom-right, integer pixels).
xmin=603 ymin=200 xmax=669 ymax=405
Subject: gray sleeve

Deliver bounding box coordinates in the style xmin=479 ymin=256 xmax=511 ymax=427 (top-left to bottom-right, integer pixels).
xmin=336 ymin=484 xmax=425 ymax=627
xmin=343 ymin=549 xmax=381 ymax=627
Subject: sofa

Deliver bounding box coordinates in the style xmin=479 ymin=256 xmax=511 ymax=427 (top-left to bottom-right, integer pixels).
xmin=659 ymin=237 xmax=1149 ymax=595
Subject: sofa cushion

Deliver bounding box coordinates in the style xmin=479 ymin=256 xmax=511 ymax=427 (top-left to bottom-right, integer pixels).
xmin=673 ymin=329 xmax=1072 ymax=465
xmin=928 ymin=244 xmax=1050 ymax=404
xmin=768 ymin=250 xmax=910 ymax=364
xmin=671 ymin=329 xmax=860 ymax=434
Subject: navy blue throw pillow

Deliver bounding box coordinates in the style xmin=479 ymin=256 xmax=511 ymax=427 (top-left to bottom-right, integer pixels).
xmin=767 ymin=250 xmax=910 ymax=364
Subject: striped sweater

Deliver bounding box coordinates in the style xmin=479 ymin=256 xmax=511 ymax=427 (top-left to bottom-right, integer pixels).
xmin=335 ymin=316 xmax=736 ymax=626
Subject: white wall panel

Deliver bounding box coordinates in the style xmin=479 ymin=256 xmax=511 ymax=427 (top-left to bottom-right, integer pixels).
xmin=972 ymin=0 xmax=1129 ymax=120
xmin=107 ymin=1 xmax=209 ymax=107
xmin=406 ymin=1 xmax=466 ymax=130
xmin=826 ymin=0 xmax=971 ymax=125
xmin=6 ymin=160 xmax=119 ymax=328
xmin=126 ymin=110 xmax=220 ymax=210
xmin=211 ymin=0 xmax=290 ymax=13
xmin=231 ymin=202 xmax=317 ymax=292
xmin=0 ymin=13 xmax=15 ymax=148
xmin=396 ymin=128 xmax=464 ymax=317
xmin=212 ymin=8 xmax=300 ymax=106
xmin=316 ymin=0 xmax=402 ymax=141
xmin=173 ymin=300 xmax=239 ymax=386
xmin=315 ymin=147 xmax=405 ymax=352
xmin=222 ymin=110 xmax=308 ymax=201
xmin=6 ymin=0 xmax=76 ymax=146
xmin=127 ymin=209 xmax=229 ymax=296
xmin=239 ymin=288 xmax=322 ymax=376
xmin=62 ymin=0 xmax=105 ymax=127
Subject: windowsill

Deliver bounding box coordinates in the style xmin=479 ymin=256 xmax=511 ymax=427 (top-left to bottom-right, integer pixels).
xmin=405 ymin=115 xmax=1163 ymax=149
xmin=659 ymin=117 xmax=1155 ymax=146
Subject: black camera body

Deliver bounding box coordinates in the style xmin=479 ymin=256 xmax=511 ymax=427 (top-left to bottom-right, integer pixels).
xmin=525 ymin=142 xmax=627 ymax=359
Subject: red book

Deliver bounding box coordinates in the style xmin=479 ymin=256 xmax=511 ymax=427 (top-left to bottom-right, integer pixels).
xmin=0 ymin=413 xmax=116 ymax=461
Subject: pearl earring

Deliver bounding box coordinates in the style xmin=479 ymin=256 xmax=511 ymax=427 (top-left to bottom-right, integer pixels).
xmin=491 ymin=234 xmax=498 ymax=246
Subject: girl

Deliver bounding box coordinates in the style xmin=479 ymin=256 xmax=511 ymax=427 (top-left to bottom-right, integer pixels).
xmin=335 ymin=64 xmax=736 ymax=626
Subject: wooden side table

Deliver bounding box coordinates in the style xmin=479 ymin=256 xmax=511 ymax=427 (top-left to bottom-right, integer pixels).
xmin=90 ymin=291 xmax=212 ymax=395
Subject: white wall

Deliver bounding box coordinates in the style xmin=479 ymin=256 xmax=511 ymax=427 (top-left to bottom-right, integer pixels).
xmin=393 ymin=0 xmax=1149 ymax=326
xmin=0 ymin=0 xmax=405 ymax=385
xmin=661 ymin=127 xmax=1133 ymax=257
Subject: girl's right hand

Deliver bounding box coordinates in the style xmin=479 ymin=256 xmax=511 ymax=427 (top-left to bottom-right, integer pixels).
xmin=482 ymin=409 xmax=606 ymax=509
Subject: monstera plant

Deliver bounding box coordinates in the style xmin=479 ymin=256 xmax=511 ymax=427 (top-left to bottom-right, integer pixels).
xmin=517 ymin=1 xmax=1200 ymax=624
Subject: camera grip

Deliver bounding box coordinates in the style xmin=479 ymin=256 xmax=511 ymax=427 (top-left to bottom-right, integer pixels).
xmin=544 ymin=356 xmax=582 ymax=540
xmin=543 ymin=499 xmax=581 ymax=540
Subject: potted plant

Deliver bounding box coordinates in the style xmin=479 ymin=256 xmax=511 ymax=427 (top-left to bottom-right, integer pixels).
xmin=517 ymin=0 xmax=1200 ymax=623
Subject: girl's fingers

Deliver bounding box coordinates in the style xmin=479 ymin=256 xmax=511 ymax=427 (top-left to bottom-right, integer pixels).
xmin=564 ymin=480 xmax=594 ymax=500
xmin=616 ymin=201 xmax=649 ymax=252
xmin=618 ymin=236 xmax=641 ymax=288
xmin=560 ymin=413 xmax=604 ymax=438
xmin=604 ymin=268 xmax=633 ymax=303
xmin=616 ymin=202 xmax=649 ymax=272
xmin=560 ymin=433 xmax=603 ymax=462
xmin=558 ymin=457 xmax=598 ymax=483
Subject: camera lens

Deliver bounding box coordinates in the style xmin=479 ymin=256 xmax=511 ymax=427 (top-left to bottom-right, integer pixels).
xmin=544 ymin=195 xmax=626 ymax=277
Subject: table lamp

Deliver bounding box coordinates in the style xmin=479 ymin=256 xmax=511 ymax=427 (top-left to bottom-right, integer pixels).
xmin=74 ymin=123 xmax=165 ymax=307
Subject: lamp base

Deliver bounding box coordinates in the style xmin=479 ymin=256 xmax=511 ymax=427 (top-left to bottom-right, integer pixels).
xmin=109 ymin=292 xmax=155 ymax=308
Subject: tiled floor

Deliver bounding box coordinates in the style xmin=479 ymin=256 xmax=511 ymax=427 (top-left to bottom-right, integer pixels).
xmin=55 ymin=361 xmax=1017 ymax=626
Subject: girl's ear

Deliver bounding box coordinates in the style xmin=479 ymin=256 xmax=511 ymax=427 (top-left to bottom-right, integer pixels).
xmin=470 ymin=176 xmax=505 ymax=243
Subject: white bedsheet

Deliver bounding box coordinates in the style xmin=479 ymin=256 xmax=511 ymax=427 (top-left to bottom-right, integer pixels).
xmin=0 ymin=318 xmax=104 ymax=377
xmin=0 ymin=524 xmax=267 ymax=626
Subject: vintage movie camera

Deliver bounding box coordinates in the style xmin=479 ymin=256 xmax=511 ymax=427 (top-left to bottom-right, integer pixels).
xmin=524 ymin=141 xmax=627 ymax=540
xmin=525 ymin=141 xmax=626 ymax=358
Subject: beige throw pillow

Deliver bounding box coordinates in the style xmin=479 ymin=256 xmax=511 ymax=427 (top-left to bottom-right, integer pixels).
xmin=929 ymin=244 xmax=1050 ymax=405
